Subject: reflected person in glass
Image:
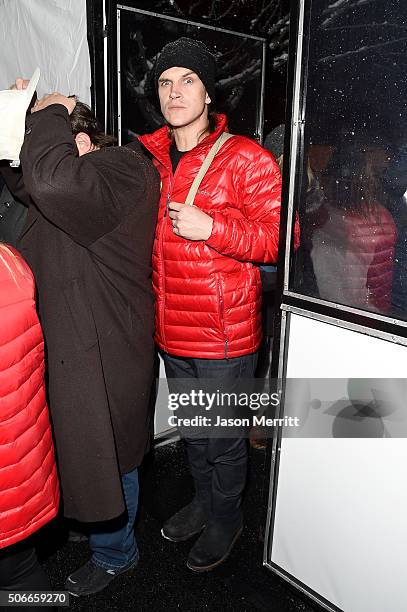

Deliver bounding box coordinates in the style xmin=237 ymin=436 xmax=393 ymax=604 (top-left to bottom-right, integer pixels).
xmin=311 ymin=143 xmax=396 ymax=313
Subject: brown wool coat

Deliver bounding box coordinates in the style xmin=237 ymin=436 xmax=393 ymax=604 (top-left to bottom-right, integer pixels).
xmin=0 ymin=104 xmax=160 ymax=522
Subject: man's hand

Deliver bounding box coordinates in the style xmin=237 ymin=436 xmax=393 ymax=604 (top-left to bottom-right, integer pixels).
xmin=168 ymin=202 xmax=213 ymax=241
xmin=32 ymin=93 xmax=77 ymax=115
xmin=9 ymin=77 xmax=30 ymax=90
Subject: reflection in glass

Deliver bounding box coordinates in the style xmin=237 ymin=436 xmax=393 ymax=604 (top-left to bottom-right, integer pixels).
xmin=289 ymin=0 xmax=407 ymax=320
xmin=311 ymin=143 xmax=396 ymax=313
xmin=383 ymin=145 xmax=407 ymax=315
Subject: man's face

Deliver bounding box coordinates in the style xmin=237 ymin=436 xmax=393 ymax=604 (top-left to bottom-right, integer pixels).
xmin=158 ymin=66 xmax=211 ymax=128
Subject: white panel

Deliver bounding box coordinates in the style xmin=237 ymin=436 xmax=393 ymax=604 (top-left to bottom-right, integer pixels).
xmin=271 ymin=314 xmax=407 ymax=612
xmin=0 ymin=0 xmax=91 ymax=104
xmin=154 ymin=353 xmax=173 ymax=436
xmin=286 ymin=313 xmax=407 ymax=377
xmin=272 ymin=438 xmax=407 ymax=612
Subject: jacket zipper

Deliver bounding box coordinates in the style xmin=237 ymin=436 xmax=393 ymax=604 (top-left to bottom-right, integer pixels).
xmin=159 ymin=159 xmax=183 ymax=347
xmin=216 ymin=276 xmax=228 ymax=358
xmin=158 ymin=195 xmax=168 ymax=345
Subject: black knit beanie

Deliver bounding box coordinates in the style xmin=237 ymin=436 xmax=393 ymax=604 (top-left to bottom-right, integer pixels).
xmin=154 ymin=37 xmax=216 ymax=102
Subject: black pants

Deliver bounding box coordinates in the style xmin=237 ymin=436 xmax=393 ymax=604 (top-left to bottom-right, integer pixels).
xmin=163 ymin=352 xmax=257 ymax=522
xmin=0 ymin=541 xmax=52 ymax=612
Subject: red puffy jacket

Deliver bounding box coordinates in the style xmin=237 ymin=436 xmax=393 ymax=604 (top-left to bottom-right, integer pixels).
xmin=0 ymin=245 xmax=59 ymax=549
xmin=140 ymin=114 xmax=290 ymax=358
xmin=311 ymin=202 xmax=396 ymax=312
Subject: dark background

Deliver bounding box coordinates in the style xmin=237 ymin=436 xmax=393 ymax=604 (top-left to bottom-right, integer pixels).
xmin=118 ymin=10 xmax=266 ymax=140
xmin=305 ymin=0 xmax=407 ymax=146
xmin=103 ymin=0 xmax=291 ymax=140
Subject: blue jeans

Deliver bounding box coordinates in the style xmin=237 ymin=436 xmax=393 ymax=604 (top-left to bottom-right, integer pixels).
xmin=89 ymin=468 xmax=139 ymax=571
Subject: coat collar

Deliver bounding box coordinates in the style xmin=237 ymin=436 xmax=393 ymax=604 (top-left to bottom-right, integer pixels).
xmin=139 ymin=114 xmax=229 ymax=170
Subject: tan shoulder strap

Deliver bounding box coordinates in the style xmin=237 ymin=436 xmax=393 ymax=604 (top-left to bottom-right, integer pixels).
xmin=184 ymin=132 xmax=234 ymax=206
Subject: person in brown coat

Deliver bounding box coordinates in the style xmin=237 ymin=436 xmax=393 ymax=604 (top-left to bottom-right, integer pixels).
xmin=1 ymin=87 xmax=160 ymax=596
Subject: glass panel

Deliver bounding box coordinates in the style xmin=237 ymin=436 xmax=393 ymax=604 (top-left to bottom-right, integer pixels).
xmin=118 ymin=8 xmax=265 ymax=142
xmin=290 ymin=0 xmax=407 ymax=320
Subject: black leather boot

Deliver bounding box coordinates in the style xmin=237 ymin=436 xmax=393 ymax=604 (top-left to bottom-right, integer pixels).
xmin=161 ymin=498 xmax=207 ymax=542
xmin=186 ymin=516 xmax=243 ymax=572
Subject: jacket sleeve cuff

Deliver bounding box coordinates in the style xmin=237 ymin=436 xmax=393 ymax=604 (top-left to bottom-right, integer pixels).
xmin=205 ymin=211 xmax=227 ymax=251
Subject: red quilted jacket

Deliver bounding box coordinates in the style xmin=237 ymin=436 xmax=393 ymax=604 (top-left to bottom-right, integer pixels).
xmin=0 ymin=245 xmax=59 ymax=549
xmin=140 ymin=115 xmax=287 ymax=358
xmin=311 ymin=202 xmax=396 ymax=312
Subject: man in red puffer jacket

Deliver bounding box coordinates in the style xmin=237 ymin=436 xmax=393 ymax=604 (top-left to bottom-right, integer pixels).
xmin=140 ymin=38 xmax=293 ymax=572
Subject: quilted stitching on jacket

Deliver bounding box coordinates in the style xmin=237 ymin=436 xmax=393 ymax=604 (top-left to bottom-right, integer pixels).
xmin=0 ymin=246 xmax=59 ymax=549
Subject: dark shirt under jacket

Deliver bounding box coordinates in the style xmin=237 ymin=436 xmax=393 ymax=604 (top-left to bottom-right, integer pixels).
xmin=169 ymin=143 xmax=186 ymax=174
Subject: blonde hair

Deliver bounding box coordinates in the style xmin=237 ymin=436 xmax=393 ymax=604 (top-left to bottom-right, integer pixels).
xmin=0 ymin=244 xmax=25 ymax=286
